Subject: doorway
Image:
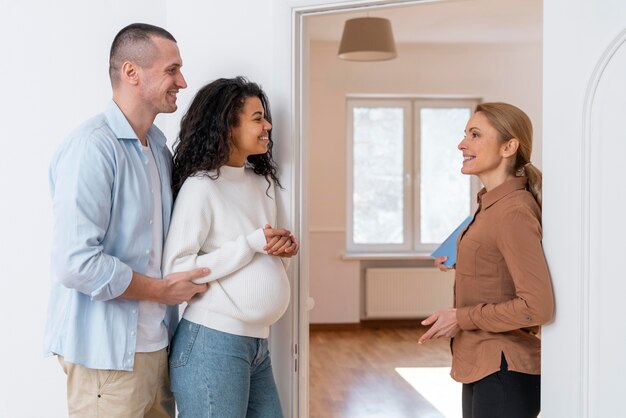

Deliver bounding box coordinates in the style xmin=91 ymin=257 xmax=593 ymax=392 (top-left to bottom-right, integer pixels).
xmin=294 ymin=0 xmax=543 ymax=416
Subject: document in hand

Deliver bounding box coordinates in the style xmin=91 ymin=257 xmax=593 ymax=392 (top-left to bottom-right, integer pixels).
xmin=430 ymin=215 xmax=473 ymax=268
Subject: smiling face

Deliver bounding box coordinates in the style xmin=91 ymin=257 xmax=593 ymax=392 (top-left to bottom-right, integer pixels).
xmin=227 ymin=96 xmax=272 ymax=167
xmin=458 ymin=111 xmax=518 ymax=189
xmin=137 ymin=36 xmax=187 ymax=116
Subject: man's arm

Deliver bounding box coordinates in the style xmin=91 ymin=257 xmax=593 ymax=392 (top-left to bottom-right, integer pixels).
xmin=50 ymin=134 xmax=132 ymax=301
xmin=50 ymin=133 xmax=210 ymax=303
xmin=120 ymin=269 xmax=209 ymax=305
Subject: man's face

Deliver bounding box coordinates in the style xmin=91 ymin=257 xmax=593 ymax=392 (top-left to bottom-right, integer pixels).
xmin=138 ymin=37 xmax=187 ymax=116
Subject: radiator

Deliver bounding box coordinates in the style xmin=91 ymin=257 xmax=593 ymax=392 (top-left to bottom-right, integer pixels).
xmin=364 ymin=267 xmax=454 ymax=319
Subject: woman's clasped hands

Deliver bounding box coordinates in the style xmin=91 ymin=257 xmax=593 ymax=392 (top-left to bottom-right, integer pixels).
xmin=263 ymin=224 xmax=299 ymax=257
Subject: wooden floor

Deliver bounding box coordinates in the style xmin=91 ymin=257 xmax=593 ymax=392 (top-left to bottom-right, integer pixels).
xmin=309 ymin=324 xmax=456 ymax=418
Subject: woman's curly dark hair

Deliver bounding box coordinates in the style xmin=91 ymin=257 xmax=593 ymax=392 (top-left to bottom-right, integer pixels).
xmin=172 ymin=76 xmax=281 ymax=198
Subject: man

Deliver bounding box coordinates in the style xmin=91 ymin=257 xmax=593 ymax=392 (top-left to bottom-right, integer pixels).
xmin=44 ymin=23 xmax=208 ymax=418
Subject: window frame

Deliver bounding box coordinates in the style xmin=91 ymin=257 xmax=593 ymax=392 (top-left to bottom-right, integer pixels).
xmin=346 ymin=98 xmax=412 ymax=253
xmin=346 ymin=96 xmax=481 ymax=255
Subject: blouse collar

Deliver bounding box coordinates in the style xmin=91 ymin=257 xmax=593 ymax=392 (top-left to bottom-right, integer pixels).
xmin=478 ymin=176 xmax=528 ymax=210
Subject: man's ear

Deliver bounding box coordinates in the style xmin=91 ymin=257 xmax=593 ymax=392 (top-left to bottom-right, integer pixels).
xmin=502 ymin=138 xmax=519 ymax=158
xmin=120 ymin=61 xmax=140 ymax=86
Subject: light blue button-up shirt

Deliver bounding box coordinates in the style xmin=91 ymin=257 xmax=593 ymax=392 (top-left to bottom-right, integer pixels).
xmin=44 ymin=101 xmax=177 ymax=371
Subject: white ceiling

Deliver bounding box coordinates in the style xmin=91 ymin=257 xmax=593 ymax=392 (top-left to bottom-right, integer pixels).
xmin=305 ymin=0 xmax=542 ymax=44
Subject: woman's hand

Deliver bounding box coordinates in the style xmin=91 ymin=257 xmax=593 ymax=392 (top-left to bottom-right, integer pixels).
xmin=263 ymin=225 xmax=299 ymax=257
xmin=434 ymin=256 xmax=453 ymax=272
xmin=418 ymin=309 xmax=460 ymax=344
xmin=279 ymin=234 xmax=299 ymax=258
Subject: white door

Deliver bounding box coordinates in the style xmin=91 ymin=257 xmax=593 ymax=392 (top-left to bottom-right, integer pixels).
xmin=542 ymin=0 xmax=626 ymax=416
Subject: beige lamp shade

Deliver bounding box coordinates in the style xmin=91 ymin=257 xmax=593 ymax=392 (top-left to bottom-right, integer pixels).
xmin=337 ymin=17 xmax=397 ymax=61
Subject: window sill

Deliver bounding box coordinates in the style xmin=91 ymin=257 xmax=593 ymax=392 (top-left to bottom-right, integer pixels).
xmin=341 ymin=252 xmax=434 ymax=261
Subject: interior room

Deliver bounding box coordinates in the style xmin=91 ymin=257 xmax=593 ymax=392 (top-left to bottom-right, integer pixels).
xmin=3 ymin=1 xmax=626 ymax=417
xmin=303 ymin=1 xmax=542 ymax=416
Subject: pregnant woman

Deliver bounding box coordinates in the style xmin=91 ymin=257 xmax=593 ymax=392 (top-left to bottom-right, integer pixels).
xmin=162 ymin=76 xmax=298 ymax=418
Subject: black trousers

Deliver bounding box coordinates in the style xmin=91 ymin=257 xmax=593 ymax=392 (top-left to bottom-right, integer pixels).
xmin=462 ymin=354 xmax=540 ymax=418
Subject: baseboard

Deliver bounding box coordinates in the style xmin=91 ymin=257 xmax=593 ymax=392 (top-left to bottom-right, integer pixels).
xmin=360 ymin=319 xmax=425 ymax=329
xmin=309 ymin=323 xmax=361 ymax=332
xmin=309 ymin=319 xmax=425 ymax=332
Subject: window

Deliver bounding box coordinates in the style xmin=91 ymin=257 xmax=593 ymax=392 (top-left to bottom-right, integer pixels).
xmin=347 ymin=97 xmax=479 ymax=253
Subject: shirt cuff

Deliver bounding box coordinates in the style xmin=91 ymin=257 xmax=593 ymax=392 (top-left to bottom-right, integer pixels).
xmin=456 ymin=306 xmax=478 ymax=330
xmin=90 ymin=260 xmax=133 ymax=301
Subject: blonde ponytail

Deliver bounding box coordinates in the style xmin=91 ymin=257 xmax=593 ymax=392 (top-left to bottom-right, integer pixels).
xmin=523 ymin=163 xmax=542 ymax=208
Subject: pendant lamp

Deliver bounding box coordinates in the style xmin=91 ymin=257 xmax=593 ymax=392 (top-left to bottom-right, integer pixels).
xmin=337 ymin=17 xmax=397 ymax=61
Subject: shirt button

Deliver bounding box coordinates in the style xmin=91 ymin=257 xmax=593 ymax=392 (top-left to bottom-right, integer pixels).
xmin=131 ymin=331 xmax=136 ymax=336
xmin=128 ymin=351 xmax=133 ymax=356
xmin=149 ymin=219 xmax=153 ymax=224
xmin=145 ymin=249 xmax=150 ymax=255
xmin=132 ymin=309 xmax=137 ymax=315
xmin=144 ymin=160 xmax=149 ymax=165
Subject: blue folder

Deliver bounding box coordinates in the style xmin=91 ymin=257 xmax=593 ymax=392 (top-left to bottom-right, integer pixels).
xmin=430 ymin=215 xmax=473 ymax=268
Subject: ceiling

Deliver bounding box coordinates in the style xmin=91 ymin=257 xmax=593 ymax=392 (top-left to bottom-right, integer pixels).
xmin=305 ymin=0 xmax=542 ymax=44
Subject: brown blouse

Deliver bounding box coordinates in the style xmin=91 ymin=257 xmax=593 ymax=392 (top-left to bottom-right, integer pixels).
xmin=452 ymin=176 xmax=554 ymax=384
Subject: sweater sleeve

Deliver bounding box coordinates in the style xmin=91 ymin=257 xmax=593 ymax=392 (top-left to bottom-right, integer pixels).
xmin=162 ymin=177 xmax=267 ymax=284
xmin=456 ymin=204 xmax=555 ymax=332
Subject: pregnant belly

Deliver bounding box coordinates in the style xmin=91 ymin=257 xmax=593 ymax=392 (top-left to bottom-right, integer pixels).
xmin=214 ymin=254 xmax=290 ymax=324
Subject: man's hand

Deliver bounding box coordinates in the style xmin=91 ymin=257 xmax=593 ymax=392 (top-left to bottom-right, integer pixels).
xmin=159 ymin=268 xmax=210 ymax=305
xmin=418 ymin=309 xmax=460 ymax=344
xmin=121 ymin=268 xmax=210 ymax=305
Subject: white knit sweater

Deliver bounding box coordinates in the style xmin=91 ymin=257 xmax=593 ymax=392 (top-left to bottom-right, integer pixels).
xmin=162 ymin=165 xmax=290 ymax=338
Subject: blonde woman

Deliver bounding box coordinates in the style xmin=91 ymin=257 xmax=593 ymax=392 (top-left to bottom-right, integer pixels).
xmin=419 ymin=103 xmax=554 ymax=418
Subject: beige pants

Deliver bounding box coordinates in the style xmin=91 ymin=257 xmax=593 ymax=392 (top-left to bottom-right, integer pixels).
xmin=58 ymin=348 xmax=174 ymax=418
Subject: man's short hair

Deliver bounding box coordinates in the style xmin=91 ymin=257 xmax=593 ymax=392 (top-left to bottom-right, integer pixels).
xmin=109 ymin=23 xmax=177 ymax=86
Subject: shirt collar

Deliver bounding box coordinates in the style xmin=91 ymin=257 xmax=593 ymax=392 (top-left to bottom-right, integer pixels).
xmin=478 ymin=176 xmax=528 ymax=210
xmin=104 ymin=100 xmax=166 ymax=148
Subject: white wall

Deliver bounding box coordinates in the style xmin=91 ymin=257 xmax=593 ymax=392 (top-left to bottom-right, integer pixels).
xmin=307 ymin=40 xmax=542 ymax=323
xmin=542 ymin=0 xmax=626 ymax=416
xmin=0 ymin=1 xmax=299 ymax=416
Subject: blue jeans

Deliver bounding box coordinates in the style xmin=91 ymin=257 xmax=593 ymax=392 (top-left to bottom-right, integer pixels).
xmin=169 ymin=319 xmax=284 ymax=418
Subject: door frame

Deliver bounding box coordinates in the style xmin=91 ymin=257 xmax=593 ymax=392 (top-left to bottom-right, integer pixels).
xmin=289 ymin=1 xmax=468 ymax=417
